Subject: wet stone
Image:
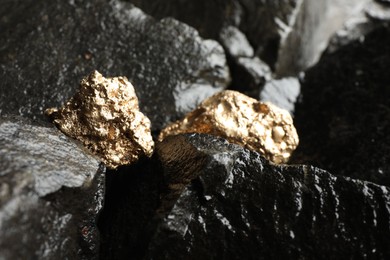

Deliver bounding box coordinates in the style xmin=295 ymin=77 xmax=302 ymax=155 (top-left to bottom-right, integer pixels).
xmin=146 ymin=134 xmax=390 ymax=259
xmin=0 ymin=116 xmax=105 ymax=260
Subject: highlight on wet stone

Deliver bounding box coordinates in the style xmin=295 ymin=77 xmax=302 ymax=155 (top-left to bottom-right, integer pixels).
xmin=45 ymin=70 xmax=154 ymax=169
xmin=159 ymin=90 xmax=299 ymax=164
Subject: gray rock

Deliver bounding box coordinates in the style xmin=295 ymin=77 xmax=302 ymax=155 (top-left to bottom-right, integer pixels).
xmin=366 ymin=1 xmax=390 ymax=20
xmin=327 ymin=0 xmax=390 ymax=53
xmin=260 ymin=77 xmax=301 ymax=114
xmin=130 ymin=0 xmax=368 ymax=76
xmin=219 ymin=25 xmax=254 ymax=58
xmin=292 ymin=25 xmax=390 ymax=186
xmin=274 ymin=0 xmax=370 ymax=76
xmin=146 ymin=134 xmax=390 ymax=259
xmin=327 ymin=12 xmax=379 ymax=53
xmin=129 ymin=0 xmax=300 ymax=70
xmin=0 ymin=116 xmax=105 ymax=259
xmin=229 ymin=56 xmax=272 ymax=98
xmin=0 ymin=0 xmax=230 ymax=131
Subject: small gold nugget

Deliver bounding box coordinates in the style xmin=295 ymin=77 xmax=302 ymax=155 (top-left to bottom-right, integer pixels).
xmin=159 ymin=90 xmax=299 ymax=164
xmin=46 ymin=70 xmax=154 ymax=169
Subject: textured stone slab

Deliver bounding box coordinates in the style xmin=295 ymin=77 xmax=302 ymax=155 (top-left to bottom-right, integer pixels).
xmin=147 ymin=134 xmax=390 ymax=259
xmin=0 ymin=116 xmax=105 ymax=259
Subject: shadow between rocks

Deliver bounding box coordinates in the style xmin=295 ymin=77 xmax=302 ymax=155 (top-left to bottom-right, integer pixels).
xmin=98 ymin=157 xmax=164 ymax=260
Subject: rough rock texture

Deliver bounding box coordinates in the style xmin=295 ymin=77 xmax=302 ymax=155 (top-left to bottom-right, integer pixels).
xmin=145 ymin=134 xmax=390 ymax=259
xmin=46 ymin=70 xmax=154 ymax=169
xmin=291 ymin=25 xmax=390 ymax=186
xmin=0 ymin=0 xmax=230 ymax=131
xmin=159 ymin=90 xmax=299 ymax=164
xmin=0 ymin=116 xmax=105 ymax=259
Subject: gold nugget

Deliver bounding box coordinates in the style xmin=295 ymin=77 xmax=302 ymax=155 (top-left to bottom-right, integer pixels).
xmin=159 ymin=90 xmax=299 ymax=164
xmin=45 ymin=70 xmax=154 ymax=169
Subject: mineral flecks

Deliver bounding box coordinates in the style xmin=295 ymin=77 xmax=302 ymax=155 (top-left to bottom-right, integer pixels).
xmin=46 ymin=70 xmax=154 ymax=169
xmin=0 ymin=116 xmax=104 ymax=260
xmin=159 ymin=90 xmax=299 ymax=163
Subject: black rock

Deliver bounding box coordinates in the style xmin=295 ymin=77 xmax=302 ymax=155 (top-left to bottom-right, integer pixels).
xmin=146 ymin=134 xmax=390 ymax=259
xmin=130 ymin=0 xmax=365 ymax=77
xmin=292 ymin=25 xmax=390 ymax=186
xmin=0 ymin=116 xmax=105 ymax=259
xmin=0 ymin=0 xmax=229 ymax=131
xmin=127 ymin=0 xmax=299 ymax=68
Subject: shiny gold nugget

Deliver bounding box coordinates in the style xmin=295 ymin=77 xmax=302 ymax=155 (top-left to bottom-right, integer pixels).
xmin=159 ymin=90 xmax=299 ymax=164
xmin=46 ymin=70 xmax=154 ymax=169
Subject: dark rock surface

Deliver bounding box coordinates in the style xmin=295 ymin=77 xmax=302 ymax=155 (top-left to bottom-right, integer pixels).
xmin=2 ymin=1 xmax=390 ymax=259
xmin=0 ymin=116 xmax=105 ymax=259
xmin=144 ymin=134 xmax=390 ymax=259
xmin=0 ymin=0 xmax=229 ymax=131
xmin=219 ymin=25 xmax=272 ymax=98
xmin=127 ymin=0 xmax=299 ymax=68
xmin=99 ymin=134 xmax=390 ymax=259
xmin=130 ymin=0 xmax=361 ymax=77
xmin=292 ymin=25 xmax=390 ymax=186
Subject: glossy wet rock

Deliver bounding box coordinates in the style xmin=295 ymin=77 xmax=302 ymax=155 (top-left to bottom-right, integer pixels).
xmin=0 ymin=116 xmax=105 ymax=259
xmin=46 ymin=70 xmax=154 ymax=169
xmin=146 ymin=134 xmax=390 ymax=259
xmin=0 ymin=0 xmax=229 ymax=131
xmin=159 ymin=90 xmax=299 ymax=164
xmin=292 ymin=25 xmax=390 ymax=186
